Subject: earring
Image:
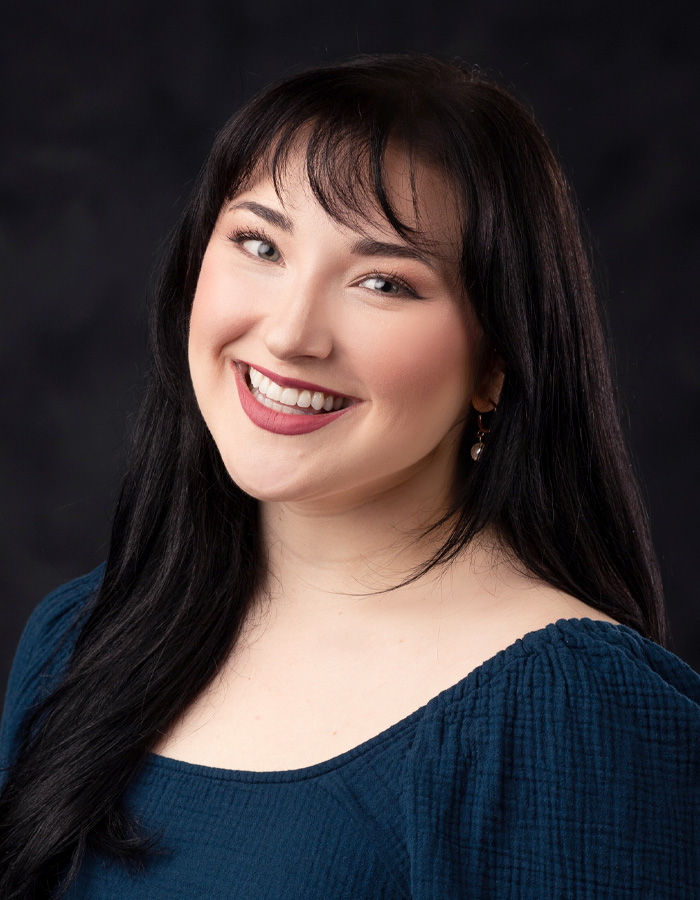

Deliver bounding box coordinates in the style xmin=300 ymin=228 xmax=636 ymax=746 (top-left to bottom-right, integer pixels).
xmin=470 ymin=410 xmax=494 ymax=462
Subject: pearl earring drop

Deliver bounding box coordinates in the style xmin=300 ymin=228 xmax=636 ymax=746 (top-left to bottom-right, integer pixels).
xmin=470 ymin=413 xmax=492 ymax=462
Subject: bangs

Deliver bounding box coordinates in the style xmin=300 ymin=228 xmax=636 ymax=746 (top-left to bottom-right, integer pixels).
xmin=212 ymin=64 xmax=465 ymax=258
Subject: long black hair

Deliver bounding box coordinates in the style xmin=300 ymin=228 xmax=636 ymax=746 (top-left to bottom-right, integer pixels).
xmin=0 ymin=53 xmax=667 ymax=897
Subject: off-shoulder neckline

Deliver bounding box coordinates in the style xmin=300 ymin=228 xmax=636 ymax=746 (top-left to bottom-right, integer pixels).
xmin=144 ymin=617 xmax=644 ymax=785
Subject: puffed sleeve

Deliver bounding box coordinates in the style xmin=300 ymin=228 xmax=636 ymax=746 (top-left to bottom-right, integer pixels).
xmin=400 ymin=619 xmax=700 ymax=899
xmin=0 ymin=564 xmax=104 ymax=778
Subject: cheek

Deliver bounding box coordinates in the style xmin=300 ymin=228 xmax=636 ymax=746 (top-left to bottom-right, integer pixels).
xmin=188 ymin=252 xmax=256 ymax=367
xmin=355 ymin=304 xmax=474 ymax=418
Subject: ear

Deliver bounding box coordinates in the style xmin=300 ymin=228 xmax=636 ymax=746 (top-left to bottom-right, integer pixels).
xmin=471 ymin=358 xmax=505 ymax=413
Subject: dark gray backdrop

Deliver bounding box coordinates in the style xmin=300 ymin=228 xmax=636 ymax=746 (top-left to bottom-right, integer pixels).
xmin=2 ymin=0 xmax=699 ymax=706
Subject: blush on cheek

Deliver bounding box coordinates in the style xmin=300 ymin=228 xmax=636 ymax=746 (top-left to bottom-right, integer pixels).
xmin=189 ymin=272 xmax=257 ymax=356
xmin=370 ymin=317 xmax=474 ymax=408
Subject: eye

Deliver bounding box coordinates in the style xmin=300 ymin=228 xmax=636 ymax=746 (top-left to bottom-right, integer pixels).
xmin=358 ymin=273 xmax=417 ymax=298
xmin=241 ymin=237 xmax=281 ymax=262
xmin=228 ymin=229 xmax=282 ymax=262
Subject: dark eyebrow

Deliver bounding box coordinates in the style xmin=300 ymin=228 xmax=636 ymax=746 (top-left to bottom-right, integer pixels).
xmin=227 ymin=201 xmax=294 ymax=233
xmin=350 ymin=237 xmax=435 ymax=271
xmin=228 ymin=202 xmax=436 ymax=270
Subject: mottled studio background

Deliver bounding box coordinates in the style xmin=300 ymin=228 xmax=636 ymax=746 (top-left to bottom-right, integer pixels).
xmin=1 ymin=0 xmax=699 ymax=706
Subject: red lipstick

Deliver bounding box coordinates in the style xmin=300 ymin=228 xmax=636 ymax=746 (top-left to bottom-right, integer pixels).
xmin=232 ymin=362 xmax=356 ymax=435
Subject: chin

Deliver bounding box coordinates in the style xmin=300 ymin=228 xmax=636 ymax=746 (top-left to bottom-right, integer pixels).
xmin=219 ymin=455 xmax=319 ymax=504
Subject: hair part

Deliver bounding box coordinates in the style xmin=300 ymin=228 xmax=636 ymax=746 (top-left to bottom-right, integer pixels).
xmin=0 ymin=53 xmax=666 ymax=897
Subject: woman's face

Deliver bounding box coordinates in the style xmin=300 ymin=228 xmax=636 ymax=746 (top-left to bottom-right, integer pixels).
xmin=188 ymin=148 xmax=487 ymax=512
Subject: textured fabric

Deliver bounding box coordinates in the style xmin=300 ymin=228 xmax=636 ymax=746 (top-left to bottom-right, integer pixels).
xmin=1 ymin=567 xmax=699 ymax=898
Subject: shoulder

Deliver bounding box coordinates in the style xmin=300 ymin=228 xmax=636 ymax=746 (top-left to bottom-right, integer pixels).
xmin=0 ymin=564 xmax=105 ymax=771
xmin=7 ymin=564 xmax=105 ymax=686
xmin=401 ymin=619 xmax=700 ymax=898
xmin=421 ymin=617 xmax=700 ymax=737
xmin=419 ymin=616 xmax=700 ymax=767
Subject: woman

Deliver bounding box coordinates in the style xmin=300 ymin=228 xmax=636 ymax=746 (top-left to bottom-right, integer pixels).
xmin=0 ymin=54 xmax=698 ymax=898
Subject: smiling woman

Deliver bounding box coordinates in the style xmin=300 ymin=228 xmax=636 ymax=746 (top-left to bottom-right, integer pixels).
xmin=187 ymin=148 xmax=481 ymax=506
xmin=1 ymin=54 xmax=698 ymax=898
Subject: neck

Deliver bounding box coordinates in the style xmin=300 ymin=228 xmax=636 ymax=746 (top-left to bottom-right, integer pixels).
xmin=261 ymin=498 xmax=446 ymax=603
xmin=255 ymin=458 xmax=504 ymax=621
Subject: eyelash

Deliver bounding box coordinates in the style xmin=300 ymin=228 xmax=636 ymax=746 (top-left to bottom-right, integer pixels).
xmin=225 ymin=227 xmax=420 ymax=299
xmin=227 ymin=226 xmax=272 ymax=244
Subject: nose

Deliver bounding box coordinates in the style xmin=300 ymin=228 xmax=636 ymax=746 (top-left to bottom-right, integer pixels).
xmin=260 ymin=269 xmax=334 ymax=361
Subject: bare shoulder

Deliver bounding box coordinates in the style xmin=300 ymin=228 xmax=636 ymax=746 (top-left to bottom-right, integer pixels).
xmin=518 ymin=587 xmax=622 ymax=628
xmin=433 ymin=551 xmax=623 ymax=678
xmin=483 ymin=583 xmax=623 ymax=645
xmin=450 ymin=532 xmax=621 ymax=629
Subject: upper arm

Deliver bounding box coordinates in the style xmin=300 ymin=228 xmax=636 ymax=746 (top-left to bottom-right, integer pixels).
xmin=402 ymin=633 xmax=700 ymax=899
xmin=0 ymin=566 xmax=104 ymax=777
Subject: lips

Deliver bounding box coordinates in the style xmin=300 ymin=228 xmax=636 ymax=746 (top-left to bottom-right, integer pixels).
xmin=232 ymin=362 xmax=359 ymax=435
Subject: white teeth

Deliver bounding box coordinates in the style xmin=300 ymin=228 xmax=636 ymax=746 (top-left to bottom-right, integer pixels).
xmin=280 ymin=387 xmax=299 ymax=406
xmin=246 ymin=365 xmax=349 ymax=414
xmin=266 ymin=381 xmax=283 ymax=402
xmin=252 ymin=390 xmax=310 ymax=416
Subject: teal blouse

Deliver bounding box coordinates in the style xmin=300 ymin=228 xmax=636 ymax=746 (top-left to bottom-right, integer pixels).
xmin=1 ymin=566 xmax=699 ymax=898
